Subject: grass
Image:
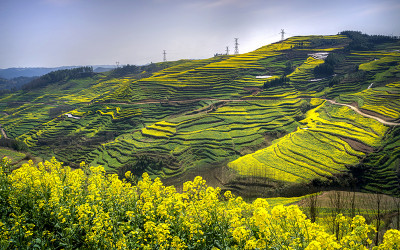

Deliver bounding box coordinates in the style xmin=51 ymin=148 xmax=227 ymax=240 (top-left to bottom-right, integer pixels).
xmin=0 ymin=147 xmax=26 ymax=164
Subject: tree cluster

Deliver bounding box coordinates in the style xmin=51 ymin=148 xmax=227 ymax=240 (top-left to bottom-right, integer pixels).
xmin=283 ymin=61 xmax=295 ymax=75
xmin=110 ymin=64 xmax=139 ymax=77
xmin=110 ymin=63 xmax=163 ymax=78
xmin=0 ymin=137 xmax=28 ymax=151
xmin=314 ymin=53 xmax=345 ymax=77
xmin=0 ymin=76 xmax=38 ymax=95
xmin=22 ymin=66 xmax=93 ymax=91
xmin=340 ymin=31 xmax=399 ymax=51
xmin=263 ymin=75 xmax=289 ymax=89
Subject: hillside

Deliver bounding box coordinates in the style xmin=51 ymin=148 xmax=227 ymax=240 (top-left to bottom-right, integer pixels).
xmin=0 ymin=31 xmax=399 ymax=196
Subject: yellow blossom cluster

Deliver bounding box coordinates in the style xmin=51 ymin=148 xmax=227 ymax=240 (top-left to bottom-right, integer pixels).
xmin=0 ymin=157 xmax=399 ymax=249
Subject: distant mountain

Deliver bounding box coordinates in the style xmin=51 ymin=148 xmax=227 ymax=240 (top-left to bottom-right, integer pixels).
xmin=0 ymin=65 xmax=115 ymax=79
xmin=0 ymin=76 xmax=38 ymax=92
xmin=0 ymin=67 xmax=75 ymax=79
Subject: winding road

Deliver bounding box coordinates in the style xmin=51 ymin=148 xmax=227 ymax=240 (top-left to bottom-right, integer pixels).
xmin=0 ymin=127 xmax=8 ymax=139
xmin=324 ymin=99 xmax=400 ymax=126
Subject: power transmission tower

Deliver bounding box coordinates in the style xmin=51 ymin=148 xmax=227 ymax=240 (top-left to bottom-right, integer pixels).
xmin=234 ymin=38 xmax=239 ymax=55
xmin=116 ymin=61 xmax=120 ymax=68
xmin=226 ymin=46 xmax=230 ymax=55
xmin=163 ymin=50 xmax=167 ymax=62
xmin=280 ymin=29 xmax=285 ymax=41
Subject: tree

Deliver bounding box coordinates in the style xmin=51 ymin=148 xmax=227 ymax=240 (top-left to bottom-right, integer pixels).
xmin=263 ymin=75 xmax=289 ymax=89
xmin=22 ymin=66 xmax=94 ymax=91
xmin=314 ymin=53 xmax=344 ymax=77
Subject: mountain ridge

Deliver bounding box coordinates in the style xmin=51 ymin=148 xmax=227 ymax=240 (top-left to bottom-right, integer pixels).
xmin=0 ymin=65 xmax=115 ymax=79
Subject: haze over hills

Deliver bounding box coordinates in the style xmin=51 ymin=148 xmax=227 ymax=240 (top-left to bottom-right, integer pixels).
xmin=0 ymin=65 xmax=115 ymax=79
xmin=0 ymin=31 xmax=399 ymax=197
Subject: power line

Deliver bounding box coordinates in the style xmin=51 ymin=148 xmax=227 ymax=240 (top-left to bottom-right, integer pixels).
xmin=163 ymin=50 xmax=167 ymax=62
xmin=280 ymin=29 xmax=285 ymax=41
xmin=234 ymin=38 xmax=239 ymax=55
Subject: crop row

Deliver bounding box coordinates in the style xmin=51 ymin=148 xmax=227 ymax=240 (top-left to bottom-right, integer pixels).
xmin=338 ymin=82 xmax=400 ymax=120
xmin=87 ymin=100 xmax=304 ymax=174
xmin=361 ymin=127 xmax=400 ymax=195
xmin=106 ymin=36 xmax=348 ymax=103
xmin=227 ymin=100 xmax=388 ymax=183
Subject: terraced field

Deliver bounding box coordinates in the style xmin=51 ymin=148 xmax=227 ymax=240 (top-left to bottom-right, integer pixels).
xmin=228 ymin=100 xmax=388 ymax=183
xmin=104 ymin=35 xmax=349 ymax=103
xmin=88 ymin=99 xmax=306 ymax=176
xmin=0 ymin=33 xmax=399 ymax=196
xmin=360 ymin=126 xmax=400 ymax=194
xmin=0 ymin=147 xmax=26 ymax=164
xmin=338 ymin=82 xmax=400 ymax=121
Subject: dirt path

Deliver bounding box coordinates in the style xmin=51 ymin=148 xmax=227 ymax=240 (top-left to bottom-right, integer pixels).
xmin=324 ymin=99 xmax=400 ymax=126
xmin=1 ymin=128 xmax=8 ymax=139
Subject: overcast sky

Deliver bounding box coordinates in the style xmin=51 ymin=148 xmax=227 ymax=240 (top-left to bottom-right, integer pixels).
xmin=1 ymin=0 xmax=400 ymax=68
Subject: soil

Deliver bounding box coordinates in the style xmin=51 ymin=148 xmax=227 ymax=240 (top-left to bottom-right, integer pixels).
xmin=243 ymin=87 xmax=262 ymax=96
xmin=339 ymin=137 xmax=374 ymax=154
xmin=0 ymin=128 xmax=8 ymax=139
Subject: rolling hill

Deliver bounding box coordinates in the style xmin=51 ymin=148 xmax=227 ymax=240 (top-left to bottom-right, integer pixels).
xmin=0 ymin=31 xmax=399 ymax=197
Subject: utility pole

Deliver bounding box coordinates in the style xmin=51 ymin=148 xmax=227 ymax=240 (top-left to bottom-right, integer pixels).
xmin=234 ymin=38 xmax=239 ymax=55
xmin=163 ymin=50 xmax=167 ymax=62
xmin=226 ymin=46 xmax=230 ymax=55
xmin=280 ymin=29 xmax=285 ymax=41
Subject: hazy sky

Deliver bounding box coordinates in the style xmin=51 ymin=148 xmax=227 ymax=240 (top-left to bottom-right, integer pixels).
xmin=1 ymin=0 xmax=400 ymax=68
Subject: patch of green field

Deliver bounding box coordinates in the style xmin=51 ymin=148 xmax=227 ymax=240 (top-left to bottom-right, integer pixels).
xmin=337 ymin=81 xmax=400 ymax=120
xmin=87 ymin=99 xmax=306 ymax=176
xmin=357 ymin=126 xmax=400 ymax=195
xmin=265 ymin=195 xmax=308 ymax=208
xmin=228 ymin=100 xmax=388 ymax=183
xmin=0 ymin=147 xmax=26 ymax=164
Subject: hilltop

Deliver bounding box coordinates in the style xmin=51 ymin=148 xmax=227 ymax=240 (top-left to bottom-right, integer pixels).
xmin=0 ymin=31 xmax=399 ymax=197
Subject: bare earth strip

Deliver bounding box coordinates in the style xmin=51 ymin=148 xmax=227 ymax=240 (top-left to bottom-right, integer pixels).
xmin=1 ymin=128 xmax=8 ymax=139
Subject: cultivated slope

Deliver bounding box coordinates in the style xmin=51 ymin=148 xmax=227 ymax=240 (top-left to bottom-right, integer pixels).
xmin=0 ymin=32 xmax=399 ymax=196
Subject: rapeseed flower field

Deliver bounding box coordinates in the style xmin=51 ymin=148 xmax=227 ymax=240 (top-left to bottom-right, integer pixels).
xmin=1 ymin=157 xmax=399 ymax=249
